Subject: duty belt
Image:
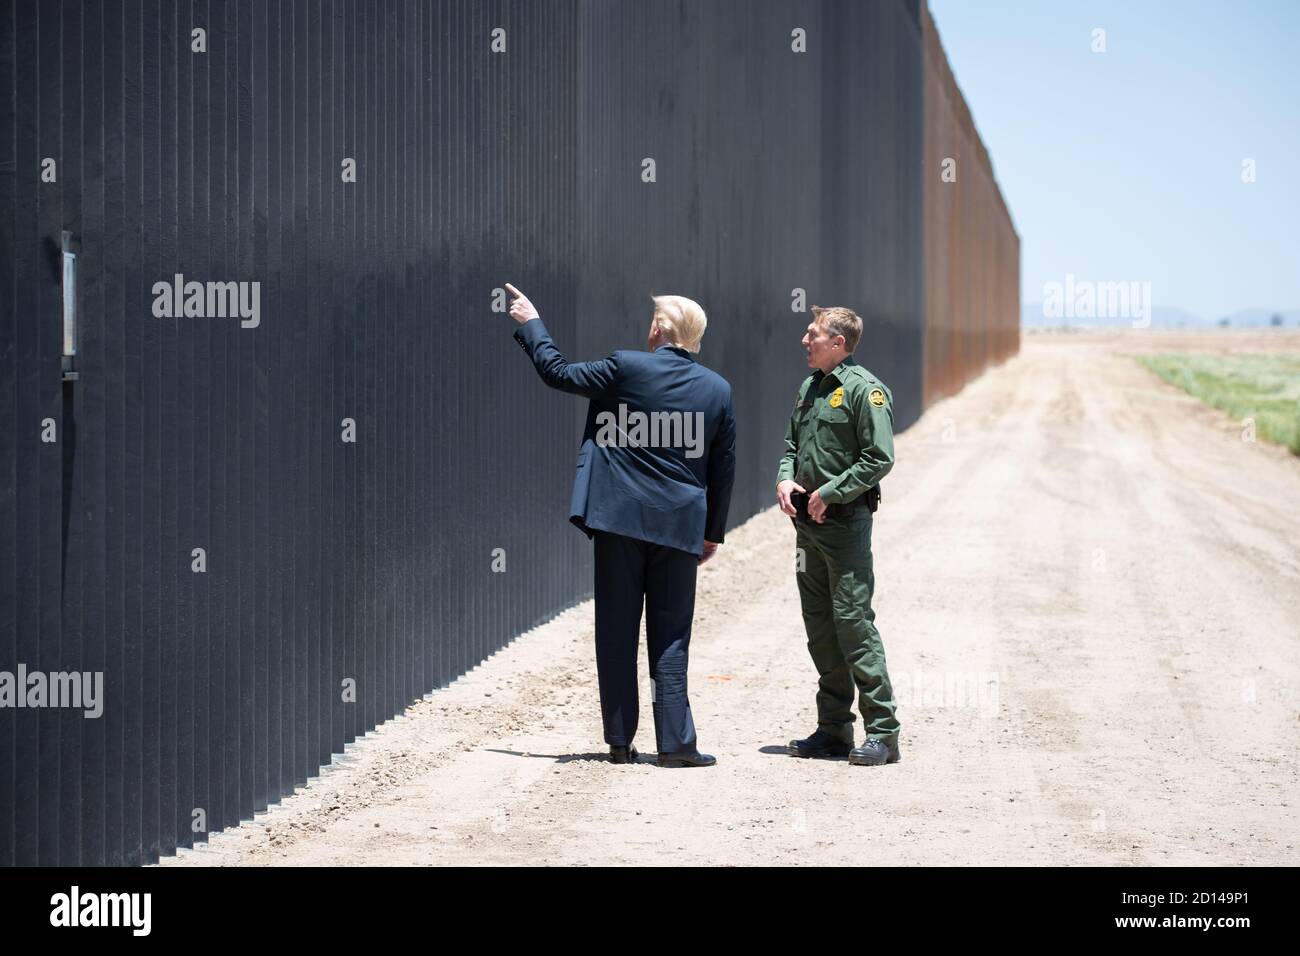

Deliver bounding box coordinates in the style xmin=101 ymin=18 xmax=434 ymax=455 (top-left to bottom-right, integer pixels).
xmin=790 ymin=484 xmax=881 ymax=521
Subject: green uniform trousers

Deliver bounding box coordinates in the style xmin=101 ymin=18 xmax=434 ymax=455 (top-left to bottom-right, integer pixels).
xmin=794 ymin=509 xmax=900 ymax=746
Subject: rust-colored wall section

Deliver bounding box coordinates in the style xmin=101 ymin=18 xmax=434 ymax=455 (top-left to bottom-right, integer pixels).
xmin=921 ymin=3 xmax=1021 ymax=407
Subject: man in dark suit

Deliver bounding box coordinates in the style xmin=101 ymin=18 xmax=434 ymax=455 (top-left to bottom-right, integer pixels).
xmin=504 ymin=282 xmax=736 ymax=768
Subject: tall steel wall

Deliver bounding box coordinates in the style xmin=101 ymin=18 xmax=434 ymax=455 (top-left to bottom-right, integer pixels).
xmin=921 ymin=2 xmax=1020 ymax=406
xmin=0 ymin=0 xmax=1012 ymax=866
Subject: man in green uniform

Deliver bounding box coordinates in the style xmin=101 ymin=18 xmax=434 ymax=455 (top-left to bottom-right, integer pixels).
xmin=775 ymin=305 xmax=901 ymax=766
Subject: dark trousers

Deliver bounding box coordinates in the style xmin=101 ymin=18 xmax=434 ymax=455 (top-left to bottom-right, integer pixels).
xmin=592 ymin=529 xmax=699 ymax=754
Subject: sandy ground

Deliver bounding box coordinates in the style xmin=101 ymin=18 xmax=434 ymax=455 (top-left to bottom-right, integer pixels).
xmin=161 ymin=330 xmax=1300 ymax=866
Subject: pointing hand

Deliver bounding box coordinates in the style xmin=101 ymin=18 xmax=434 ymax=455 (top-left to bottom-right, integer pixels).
xmin=504 ymin=282 xmax=539 ymax=325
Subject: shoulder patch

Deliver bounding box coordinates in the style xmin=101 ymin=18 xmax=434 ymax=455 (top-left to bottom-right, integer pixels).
xmin=868 ymin=388 xmax=887 ymax=407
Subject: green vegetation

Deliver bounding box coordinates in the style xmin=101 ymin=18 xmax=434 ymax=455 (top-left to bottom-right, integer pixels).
xmin=1136 ymin=353 xmax=1300 ymax=455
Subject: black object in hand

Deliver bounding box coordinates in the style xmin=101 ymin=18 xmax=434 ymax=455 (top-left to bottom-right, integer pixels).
xmin=790 ymin=490 xmax=810 ymax=520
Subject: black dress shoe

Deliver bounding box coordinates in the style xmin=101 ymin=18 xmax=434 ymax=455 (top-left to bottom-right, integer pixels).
xmin=609 ymin=744 xmax=639 ymax=764
xmin=656 ymin=751 xmax=716 ymax=768
xmin=847 ymin=738 xmax=901 ymax=766
xmin=786 ymin=729 xmax=852 ymax=759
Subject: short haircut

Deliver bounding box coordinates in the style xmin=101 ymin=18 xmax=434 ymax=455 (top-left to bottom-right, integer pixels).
xmin=651 ymin=294 xmax=708 ymax=353
xmin=811 ymin=305 xmax=863 ymax=353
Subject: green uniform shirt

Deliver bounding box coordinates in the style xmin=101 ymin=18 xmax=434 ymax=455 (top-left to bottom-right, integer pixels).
xmin=776 ymin=355 xmax=895 ymax=505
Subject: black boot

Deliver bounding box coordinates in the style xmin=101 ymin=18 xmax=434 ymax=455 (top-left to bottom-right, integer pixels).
xmin=847 ymin=738 xmax=901 ymax=766
xmin=786 ymin=729 xmax=852 ymax=759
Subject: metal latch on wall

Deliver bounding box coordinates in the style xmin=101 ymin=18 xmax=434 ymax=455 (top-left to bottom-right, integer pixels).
xmin=61 ymin=230 xmax=79 ymax=382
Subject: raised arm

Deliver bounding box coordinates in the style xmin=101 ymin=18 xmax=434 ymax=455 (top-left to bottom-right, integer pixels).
xmin=506 ymin=282 xmax=618 ymax=398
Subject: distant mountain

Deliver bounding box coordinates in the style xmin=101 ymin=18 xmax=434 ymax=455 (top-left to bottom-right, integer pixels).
xmin=1021 ymin=303 xmax=1297 ymax=329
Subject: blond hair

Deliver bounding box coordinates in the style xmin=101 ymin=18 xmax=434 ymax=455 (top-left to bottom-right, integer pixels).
xmin=811 ymin=305 xmax=863 ymax=353
xmin=651 ymin=294 xmax=708 ymax=353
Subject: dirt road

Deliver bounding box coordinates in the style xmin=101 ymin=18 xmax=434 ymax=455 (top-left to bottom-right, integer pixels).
xmin=162 ymin=331 xmax=1300 ymax=866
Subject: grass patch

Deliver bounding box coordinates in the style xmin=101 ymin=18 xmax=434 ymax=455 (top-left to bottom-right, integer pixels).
xmin=1135 ymin=353 xmax=1300 ymax=455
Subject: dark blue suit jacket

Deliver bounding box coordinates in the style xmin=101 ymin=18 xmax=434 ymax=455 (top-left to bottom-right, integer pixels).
xmin=513 ymin=318 xmax=736 ymax=556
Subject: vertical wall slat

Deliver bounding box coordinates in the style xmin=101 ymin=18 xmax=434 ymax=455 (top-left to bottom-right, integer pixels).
xmin=152 ymin=0 xmax=179 ymax=861
xmin=8 ymin=0 xmax=40 ymax=868
xmin=0 ymin=0 xmax=20 ymax=869
xmin=31 ymin=0 xmax=61 ymax=869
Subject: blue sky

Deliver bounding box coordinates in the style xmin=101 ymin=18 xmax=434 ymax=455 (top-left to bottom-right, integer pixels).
xmin=928 ymin=0 xmax=1300 ymax=320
